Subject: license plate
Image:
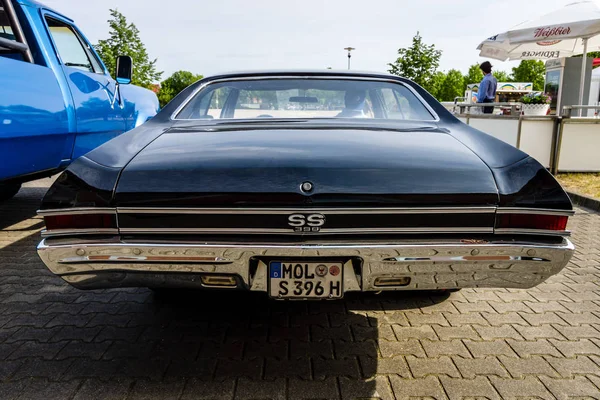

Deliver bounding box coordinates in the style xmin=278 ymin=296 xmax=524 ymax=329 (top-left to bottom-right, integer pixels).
xmin=269 ymin=262 xmax=343 ymax=299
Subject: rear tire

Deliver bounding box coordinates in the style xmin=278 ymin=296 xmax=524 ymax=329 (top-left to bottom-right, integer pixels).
xmin=0 ymin=183 xmax=21 ymax=202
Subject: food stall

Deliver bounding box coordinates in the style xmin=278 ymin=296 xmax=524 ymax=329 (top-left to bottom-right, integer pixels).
xmin=465 ymin=82 xmax=533 ymax=103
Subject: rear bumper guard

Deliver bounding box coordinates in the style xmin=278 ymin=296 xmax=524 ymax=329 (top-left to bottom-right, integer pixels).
xmin=37 ymin=238 xmax=574 ymax=291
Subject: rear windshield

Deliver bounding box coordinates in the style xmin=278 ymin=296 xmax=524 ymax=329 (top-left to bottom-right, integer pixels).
xmin=175 ymin=78 xmax=436 ymax=121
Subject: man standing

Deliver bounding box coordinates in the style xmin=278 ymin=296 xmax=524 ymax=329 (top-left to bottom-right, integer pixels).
xmin=477 ymin=61 xmax=497 ymax=114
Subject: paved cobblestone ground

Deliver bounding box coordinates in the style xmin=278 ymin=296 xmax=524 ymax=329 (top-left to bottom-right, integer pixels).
xmin=1 ymin=179 xmax=600 ymax=399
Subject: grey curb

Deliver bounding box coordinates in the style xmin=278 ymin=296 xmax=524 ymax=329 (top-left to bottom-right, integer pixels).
xmin=567 ymin=191 xmax=600 ymax=212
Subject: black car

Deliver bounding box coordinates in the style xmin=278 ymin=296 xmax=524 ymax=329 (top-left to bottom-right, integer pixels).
xmin=37 ymin=70 xmax=574 ymax=299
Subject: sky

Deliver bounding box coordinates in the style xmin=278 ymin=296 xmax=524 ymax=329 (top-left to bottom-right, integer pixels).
xmin=42 ymin=0 xmax=569 ymax=80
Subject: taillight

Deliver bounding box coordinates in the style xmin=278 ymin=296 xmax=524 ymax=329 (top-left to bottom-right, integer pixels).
xmin=44 ymin=214 xmax=117 ymax=231
xmin=496 ymin=213 xmax=568 ymax=231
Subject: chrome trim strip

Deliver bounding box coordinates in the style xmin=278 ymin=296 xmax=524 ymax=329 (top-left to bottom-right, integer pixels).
xmin=38 ymin=208 xmax=117 ymax=216
xmin=118 ymin=227 xmax=494 ymax=235
xmin=170 ymin=75 xmax=440 ymax=122
xmin=58 ymin=255 xmax=232 ymax=265
xmin=496 ymin=207 xmax=575 ymax=216
xmin=41 ymin=228 xmax=119 ymax=237
xmin=494 ymin=228 xmax=571 ymax=236
xmin=383 ymin=255 xmax=551 ymax=262
xmin=116 ymin=206 xmax=497 ymax=215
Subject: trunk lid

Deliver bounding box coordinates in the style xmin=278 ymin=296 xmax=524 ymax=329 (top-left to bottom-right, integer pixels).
xmin=114 ymin=127 xmax=499 ymax=207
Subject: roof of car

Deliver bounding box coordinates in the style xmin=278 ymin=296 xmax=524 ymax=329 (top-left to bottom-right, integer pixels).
xmin=204 ymin=70 xmax=402 ymax=80
xmin=17 ymin=0 xmax=72 ymax=22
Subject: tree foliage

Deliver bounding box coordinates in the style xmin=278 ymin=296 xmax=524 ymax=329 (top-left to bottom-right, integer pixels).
xmin=95 ymin=9 xmax=162 ymax=89
xmin=493 ymin=70 xmax=512 ymax=82
xmin=436 ymin=69 xmax=465 ymax=102
xmin=463 ymin=64 xmax=484 ymax=90
xmin=158 ymin=70 xmax=203 ymax=107
xmin=511 ymin=60 xmax=546 ymax=91
xmin=388 ymin=32 xmax=442 ymax=94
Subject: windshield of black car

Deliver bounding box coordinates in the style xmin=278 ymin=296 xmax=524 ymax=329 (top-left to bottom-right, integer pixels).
xmin=175 ymin=78 xmax=436 ymax=121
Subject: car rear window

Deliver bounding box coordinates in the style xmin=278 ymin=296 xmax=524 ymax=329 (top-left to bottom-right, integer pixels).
xmin=175 ymin=78 xmax=436 ymax=121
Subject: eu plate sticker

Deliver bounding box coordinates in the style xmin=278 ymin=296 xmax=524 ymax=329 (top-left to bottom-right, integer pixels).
xmin=270 ymin=262 xmax=282 ymax=279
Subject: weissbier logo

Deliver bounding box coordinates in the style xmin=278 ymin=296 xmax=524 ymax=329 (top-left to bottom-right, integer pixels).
xmin=534 ymin=26 xmax=572 ymax=38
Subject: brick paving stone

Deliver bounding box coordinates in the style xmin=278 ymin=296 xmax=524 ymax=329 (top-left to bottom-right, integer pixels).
xmin=497 ymin=355 xmax=560 ymax=378
xmin=391 ymin=325 xmax=437 ymax=340
xmin=443 ymin=312 xmax=489 ymax=326
xmin=235 ymin=378 xmax=286 ymax=400
xmin=289 ymin=341 xmax=334 ymax=359
xmin=452 ymin=356 xmax=509 ymax=378
xmin=539 ymin=375 xmax=600 ymax=399
xmin=480 ymin=312 xmax=529 ymax=326
xmin=421 ymin=339 xmax=471 ymax=358
xmin=505 ymin=339 xmax=564 ymax=357
xmin=352 ymin=324 xmax=397 ymax=341
xmin=288 ymin=377 xmax=340 ymax=400
xmin=554 ymin=324 xmax=600 ymax=340
xmin=433 ymin=326 xmax=480 ymax=340
xmin=15 ymin=378 xmax=81 ymax=400
xmin=557 ymin=311 xmax=600 ymax=326
xmin=463 ymin=340 xmax=518 ymax=358
xmin=490 ymin=376 xmax=554 ymax=399
xmin=405 ymin=312 xmax=450 ymax=326
xmin=72 ymin=378 xmax=133 ymax=400
xmin=11 ymin=358 xmax=73 ymax=380
xmin=514 ymin=325 xmax=565 ymax=340
xmin=550 ymin=338 xmax=600 ymax=357
xmin=546 ymin=355 xmax=600 ymax=378
xmin=378 ymin=340 xmax=426 ymax=358
xmin=7 ymin=341 xmax=67 ymax=360
xmin=181 ymin=378 xmax=236 ymax=400
xmin=313 ymin=358 xmax=361 ymax=379
xmin=389 ymin=375 xmax=448 ymax=400
xmin=0 ymin=360 xmax=23 ymax=380
xmin=487 ymin=300 xmax=533 ymax=314
xmin=518 ymin=311 xmax=568 ymax=326
xmin=361 ymin=355 xmax=411 ymax=377
xmin=339 ymin=376 xmax=394 ymax=400
xmin=439 ymin=376 xmax=501 ymax=399
xmin=265 ymin=358 xmax=311 ymax=379
xmin=474 ymin=325 xmax=524 ymax=340
xmin=406 ymin=355 xmax=461 ymax=378
xmin=128 ymin=379 xmax=186 ymax=400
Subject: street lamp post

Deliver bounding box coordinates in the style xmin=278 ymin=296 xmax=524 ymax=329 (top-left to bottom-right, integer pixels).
xmin=344 ymin=47 xmax=355 ymax=70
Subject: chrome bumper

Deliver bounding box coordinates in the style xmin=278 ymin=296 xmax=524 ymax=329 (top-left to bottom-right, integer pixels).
xmin=37 ymin=238 xmax=574 ymax=292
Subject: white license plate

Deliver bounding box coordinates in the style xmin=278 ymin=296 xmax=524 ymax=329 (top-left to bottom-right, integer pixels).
xmin=269 ymin=262 xmax=343 ymax=299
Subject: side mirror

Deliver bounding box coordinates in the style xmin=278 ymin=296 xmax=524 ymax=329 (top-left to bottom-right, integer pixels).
xmin=115 ymin=55 xmax=132 ymax=85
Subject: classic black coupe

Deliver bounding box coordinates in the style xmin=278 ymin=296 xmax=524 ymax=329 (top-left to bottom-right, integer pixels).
xmin=37 ymin=70 xmax=574 ymax=299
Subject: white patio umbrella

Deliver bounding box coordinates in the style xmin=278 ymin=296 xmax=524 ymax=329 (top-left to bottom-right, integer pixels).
xmin=477 ymin=0 xmax=600 ymax=113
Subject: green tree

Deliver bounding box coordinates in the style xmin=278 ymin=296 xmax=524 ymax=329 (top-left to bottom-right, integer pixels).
xmin=436 ymin=69 xmax=465 ymax=101
xmin=158 ymin=70 xmax=203 ymax=107
xmin=511 ymin=60 xmax=546 ymax=91
xmin=575 ymin=51 xmax=600 ymax=59
xmin=427 ymin=71 xmax=446 ymax=100
xmin=494 ymin=70 xmax=512 ymax=82
xmin=95 ymin=9 xmax=162 ymax=88
xmin=463 ymin=63 xmax=484 ymax=90
xmin=388 ymin=32 xmax=442 ymax=94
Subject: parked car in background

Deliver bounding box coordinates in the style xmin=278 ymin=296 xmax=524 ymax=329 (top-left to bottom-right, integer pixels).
xmin=0 ymin=0 xmax=159 ymax=200
xmin=37 ymin=70 xmax=574 ymax=299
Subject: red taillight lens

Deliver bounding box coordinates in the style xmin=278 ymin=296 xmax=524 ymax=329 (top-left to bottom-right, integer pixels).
xmin=496 ymin=214 xmax=568 ymax=231
xmin=44 ymin=214 xmax=117 ymax=231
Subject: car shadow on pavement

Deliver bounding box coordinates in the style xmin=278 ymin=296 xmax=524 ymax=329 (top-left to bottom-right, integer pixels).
xmin=0 ymin=186 xmax=46 ymax=231
xmin=0 ymin=181 xmax=451 ymax=399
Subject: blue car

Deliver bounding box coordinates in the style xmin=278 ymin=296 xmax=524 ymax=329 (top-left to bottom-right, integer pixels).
xmin=0 ymin=0 xmax=159 ymax=200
